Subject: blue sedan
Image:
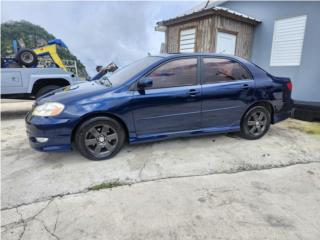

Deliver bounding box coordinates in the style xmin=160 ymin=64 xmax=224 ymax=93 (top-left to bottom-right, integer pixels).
xmin=26 ymin=53 xmax=292 ymax=160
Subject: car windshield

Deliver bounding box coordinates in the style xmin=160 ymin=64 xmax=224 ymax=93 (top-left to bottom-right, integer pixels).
xmin=93 ymin=56 xmax=162 ymax=87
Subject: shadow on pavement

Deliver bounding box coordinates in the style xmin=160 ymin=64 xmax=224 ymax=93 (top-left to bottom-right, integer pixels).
xmin=1 ymin=110 xmax=29 ymax=120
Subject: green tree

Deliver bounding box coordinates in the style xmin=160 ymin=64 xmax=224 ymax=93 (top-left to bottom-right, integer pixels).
xmin=1 ymin=20 xmax=88 ymax=78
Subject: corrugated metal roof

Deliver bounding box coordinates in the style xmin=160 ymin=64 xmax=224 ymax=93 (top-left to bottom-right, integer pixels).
xmin=214 ymin=6 xmax=259 ymax=21
xmin=157 ymin=0 xmax=260 ymax=26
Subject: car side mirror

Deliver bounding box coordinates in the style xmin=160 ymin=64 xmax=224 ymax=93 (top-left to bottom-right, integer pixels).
xmin=137 ymin=77 xmax=153 ymax=89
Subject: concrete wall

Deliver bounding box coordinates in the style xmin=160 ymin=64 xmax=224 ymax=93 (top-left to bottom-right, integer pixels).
xmin=221 ymin=1 xmax=320 ymax=103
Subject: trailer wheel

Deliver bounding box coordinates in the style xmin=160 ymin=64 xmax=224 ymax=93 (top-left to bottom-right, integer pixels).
xmin=36 ymin=85 xmax=60 ymax=98
xmin=16 ymin=49 xmax=38 ymax=67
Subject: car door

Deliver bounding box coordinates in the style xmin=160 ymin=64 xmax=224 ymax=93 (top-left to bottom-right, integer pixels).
xmin=200 ymin=57 xmax=254 ymax=128
xmin=1 ymin=70 xmax=23 ymax=94
xmin=131 ymin=57 xmax=201 ymax=136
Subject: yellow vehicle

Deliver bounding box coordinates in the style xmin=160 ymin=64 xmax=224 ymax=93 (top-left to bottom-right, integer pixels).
xmin=33 ymin=39 xmax=68 ymax=71
xmin=2 ymin=39 xmax=69 ymax=71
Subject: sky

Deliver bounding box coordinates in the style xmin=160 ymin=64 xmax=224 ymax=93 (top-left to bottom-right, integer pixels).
xmin=1 ymin=1 xmax=200 ymax=76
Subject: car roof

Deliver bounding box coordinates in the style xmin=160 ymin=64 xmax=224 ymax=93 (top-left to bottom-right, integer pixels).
xmin=153 ymin=52 xmax=246 ymax=61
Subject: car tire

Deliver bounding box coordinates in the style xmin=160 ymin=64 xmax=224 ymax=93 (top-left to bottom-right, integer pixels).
xmin=16 ymin=48 xmax=38 ymax=67
xmin=240 ymin=105 xmax=271 ymax=140
xmin=75 ymin=117 xmax=126 ymax=161
xmin=35 ymin=85 xmax=61 ymax=98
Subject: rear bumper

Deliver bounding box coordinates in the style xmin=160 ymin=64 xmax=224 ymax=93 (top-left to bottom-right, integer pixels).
xmin=273 ymin=110 xmax=291 ymax=123
xmin=273 ymin=101 xmax=293 ymax=124
xmin=25 ymin=112 xmax=74 ymax=152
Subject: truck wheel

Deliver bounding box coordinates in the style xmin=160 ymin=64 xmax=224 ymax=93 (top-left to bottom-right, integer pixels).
xmin=36 ymin=85 xmax=60 ymax=98
xmin=16 ymin=49 xmax=38 ymax=67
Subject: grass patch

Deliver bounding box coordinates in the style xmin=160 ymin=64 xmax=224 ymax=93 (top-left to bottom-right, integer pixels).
xmin=88 ymin=181 xmax=123 ymax=191
xmin=286 ymin=120 xmax=320 ymax=136
xmin=290 ymin=124 xmax=320 ymax=135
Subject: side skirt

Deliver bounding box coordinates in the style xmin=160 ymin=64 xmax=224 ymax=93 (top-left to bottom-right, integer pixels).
xmin=129 ymin=126 xmax=240 ymax=144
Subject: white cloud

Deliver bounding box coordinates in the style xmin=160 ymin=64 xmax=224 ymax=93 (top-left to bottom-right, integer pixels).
xmin=1 ymin=1 xmax=197 ymax=76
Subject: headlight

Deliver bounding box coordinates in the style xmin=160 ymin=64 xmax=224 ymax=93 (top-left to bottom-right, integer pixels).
xmin=32 ymin=102 xmax=65 ymax=117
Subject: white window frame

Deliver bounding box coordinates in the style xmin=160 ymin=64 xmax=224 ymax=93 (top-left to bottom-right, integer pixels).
xmin=270 ymin=15 xmax=307 ymax=67
xmin=179 ymin=28 xmax=196 ymax=53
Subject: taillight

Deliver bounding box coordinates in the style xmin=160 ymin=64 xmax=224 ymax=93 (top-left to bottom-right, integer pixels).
xmin=286 ymin=82 xmax=293 ymax=91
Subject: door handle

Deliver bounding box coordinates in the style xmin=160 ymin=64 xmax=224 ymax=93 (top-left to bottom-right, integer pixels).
xmin=241 ymin=84 xmax=250 ymax=89
xmin=189 ymin=89 xmax=199 ymax=97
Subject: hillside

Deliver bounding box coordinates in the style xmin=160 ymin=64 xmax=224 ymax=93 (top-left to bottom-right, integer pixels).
xmin=1 ymin=20 xmax=88 ymax=79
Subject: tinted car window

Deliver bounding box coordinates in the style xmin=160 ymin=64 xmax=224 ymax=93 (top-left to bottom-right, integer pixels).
xmin=202 ymin=58 xmax=251 ymax=84
xmin=147 ymin=58 xmax=197 ymax=89
xmin=93 ymin=56 xmax=162 ymax=86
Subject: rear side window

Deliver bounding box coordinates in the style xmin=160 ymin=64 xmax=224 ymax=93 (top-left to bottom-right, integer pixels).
xmin=146 ymin=58 xmax=197 ymax=89
xmin=202 ymin=58 xmax=251 ymax=84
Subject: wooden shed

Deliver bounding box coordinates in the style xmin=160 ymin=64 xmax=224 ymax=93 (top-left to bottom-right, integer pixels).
xmin=156 ymin=2 xmax=260 ymax=59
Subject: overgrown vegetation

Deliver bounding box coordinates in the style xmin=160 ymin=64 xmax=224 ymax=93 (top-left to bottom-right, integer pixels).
xmin=297 ymin=125 xmax=320 ymax=135
xmin=1 ymin=20 xmax=88 ymax=79
xmin=88 ymin=181 xmax=123 ymax=191
xmin=286 ymin=120 xmax=320 ymax=136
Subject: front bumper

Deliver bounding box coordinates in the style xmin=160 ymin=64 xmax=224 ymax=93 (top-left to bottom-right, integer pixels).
xmin=25 ymin=112 xmax=74 ymax=152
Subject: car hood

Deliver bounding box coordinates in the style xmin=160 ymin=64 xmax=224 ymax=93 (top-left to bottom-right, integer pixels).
xmin=37 ymin=81 xmax=114 ymax=105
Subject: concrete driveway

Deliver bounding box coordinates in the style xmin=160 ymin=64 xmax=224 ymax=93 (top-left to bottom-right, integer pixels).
xmin=1 ymin=102 xmax=320 ymax=239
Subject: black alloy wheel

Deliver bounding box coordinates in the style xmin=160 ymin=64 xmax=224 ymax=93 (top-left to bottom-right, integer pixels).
xmin=85 ymin=124 xmax=118 ymax=158
xmin=240 ymin=106 xmax=271 ymax=140
xmin=76 ymin=117 xmax=125 ymax=160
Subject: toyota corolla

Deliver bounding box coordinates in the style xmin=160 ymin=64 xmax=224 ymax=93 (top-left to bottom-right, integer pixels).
xmin=26 ymin=53 xmax=292 ymax=160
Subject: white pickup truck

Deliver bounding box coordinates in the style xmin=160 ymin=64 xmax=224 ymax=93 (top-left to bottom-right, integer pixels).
xmin=1 ymin=68 xmax=81 ymax=99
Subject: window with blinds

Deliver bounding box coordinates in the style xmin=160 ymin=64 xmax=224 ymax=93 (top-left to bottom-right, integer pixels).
xmin=179 ymin=28 xmax=196 ymax=53
xmin=270 ymin=15 xmax=307 ymax=66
